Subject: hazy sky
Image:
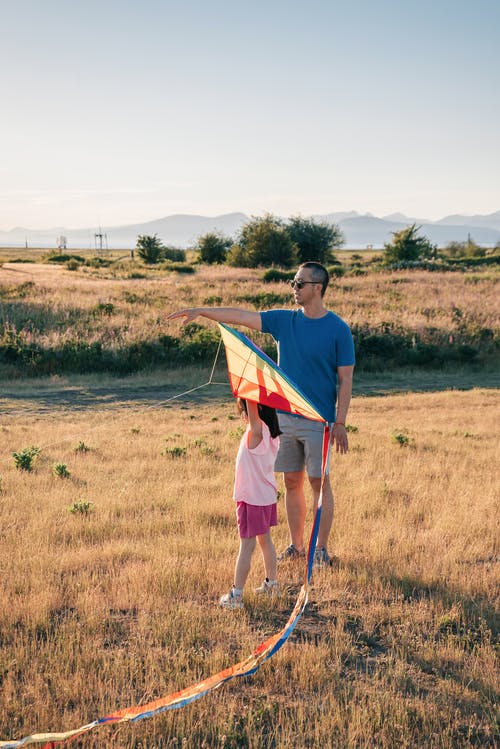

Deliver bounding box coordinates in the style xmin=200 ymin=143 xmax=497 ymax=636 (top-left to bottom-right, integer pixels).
xmin=1 ymin=0 xmax=499 ymax=230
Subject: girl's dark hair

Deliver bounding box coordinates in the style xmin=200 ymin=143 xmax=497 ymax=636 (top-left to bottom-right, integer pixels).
xmin=237 ymin=399 xmax=282 ymax=439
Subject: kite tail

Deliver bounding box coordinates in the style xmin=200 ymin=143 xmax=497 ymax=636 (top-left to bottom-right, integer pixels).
xmin=305 ymin=424 xmax=331 ymax=584
xmin=1 ymin=430 xmax=331 ymax=748
xmin=1 ymin=581 xmax=312 ymax=748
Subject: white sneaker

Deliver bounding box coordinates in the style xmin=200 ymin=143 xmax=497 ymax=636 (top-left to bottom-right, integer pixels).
xmin=255 ymin=578 xmax=278 ymax=594
xmin=219 ymin=589 xmax=243 ymax=609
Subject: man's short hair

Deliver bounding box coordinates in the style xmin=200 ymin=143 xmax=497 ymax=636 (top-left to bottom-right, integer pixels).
xmin=299 ymin=261 xmax=329 ymax=297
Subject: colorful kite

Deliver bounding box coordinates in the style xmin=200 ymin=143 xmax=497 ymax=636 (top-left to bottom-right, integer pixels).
xmin=218 ymin=323 xmax=328 ymax=423
xmin=0 ymin=324 xmax=332 ymax=749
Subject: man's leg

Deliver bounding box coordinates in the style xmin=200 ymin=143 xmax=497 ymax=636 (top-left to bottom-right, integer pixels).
xmin=308 ymin=475 xmax=334 ymax=550
xmin=284 ymin=470 xmax=307 ymax=551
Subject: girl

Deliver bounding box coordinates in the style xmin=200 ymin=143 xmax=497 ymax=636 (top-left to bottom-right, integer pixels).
xmin=219 ymin=398 xmax=282 ymax=609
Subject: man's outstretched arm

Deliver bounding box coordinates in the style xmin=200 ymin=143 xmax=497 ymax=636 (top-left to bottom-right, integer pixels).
xmin=167 ymin=307 xmax=262 ymax=331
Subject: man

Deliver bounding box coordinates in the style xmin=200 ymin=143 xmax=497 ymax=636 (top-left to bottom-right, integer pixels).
xmin=167 ymin=261 xmax=355 ymax=566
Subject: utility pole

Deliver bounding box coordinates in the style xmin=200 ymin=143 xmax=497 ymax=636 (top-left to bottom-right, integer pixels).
xmin=94 ymin=227 xmax=108 ymax=255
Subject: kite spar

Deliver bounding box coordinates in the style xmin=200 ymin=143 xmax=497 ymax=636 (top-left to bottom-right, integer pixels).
xmin=0 ymin=324 xmax=332 ymax=749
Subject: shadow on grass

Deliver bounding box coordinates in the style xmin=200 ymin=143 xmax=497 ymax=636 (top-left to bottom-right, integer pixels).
xmin=335 ymin=557 xmax=499 ymax=649
xmin=353 ymin=368 xmax=500 ymax=397
xmin=0 ymin=380 xmax=232 ymax=414
xmin=1 ymin=367 xmax=498 ymax=416
xmin=247 ymin=554 xmax=498 ymax=688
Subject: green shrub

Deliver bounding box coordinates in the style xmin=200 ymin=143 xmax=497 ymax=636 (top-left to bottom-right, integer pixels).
xmin=163 ymin=247 xmax=185 ymax=262
xmin=236 ymin=214 xmax=297 ymax=268
xmin=203 ymin=295 xmax=223 ymax=305
xmin=285 ymin=215 xmax=344 ymax=264
xmin=229 ymin=426 xmax=245 ymax=439
xmin=122 ymin=291 xmax=147 ymax=304
xmin=195 ymin=232 xmax=232 ymax=264
xmin=262 ymin=269 xmax=295 ymax=283
xmin=391 ymin=430 xmax=411 ymax=447
xmin=163 ymin=262 xmax=195 ymax=274
xmin=53 ymin=463 xmax=70 ymax=478
xmin=179 ymin=324 xmax=220 ymax=364
xmin=69 ymin=500 xmax=93 ymax=515
xmin=236 ymin=292 xmax=289 ymax=307
xmin=163 ymin=446 xmax=187 ymax=458
xmin=226 ymin=244 xmax=250 ymax=267
xmin=85 ymin=256 xmax=112 ymax=268
xmin=12 ymin=446 xmax=41 ymax=471
xmin=383 ymin=225 xmax=437 ymax=264
xmin=74 ymin=441 xmax=90 ymax=453
xmin=136 ymin=234 xmax=163 ymax=264
xmin=0 ymin=281 xmax=35 ymax=298
xmin=46 ymin=253 xmax=86 ymax=263
xmin=327 ymin=265 xmax=345 ymax=277
xmin=93 ymin=302 xmax=115 ymax=316
xmin=65 ymin=259 xmax=80 ymax=271
xmin=447 ymin=255 xmax=500 ymax=269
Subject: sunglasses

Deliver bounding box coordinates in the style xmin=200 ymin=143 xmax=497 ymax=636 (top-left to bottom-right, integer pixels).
xmin=290 ymin=279 xmax=318 ymax=289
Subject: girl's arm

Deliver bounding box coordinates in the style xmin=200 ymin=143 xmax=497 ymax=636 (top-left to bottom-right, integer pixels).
xmin=246 ymin=400 xmax=263 ymax=449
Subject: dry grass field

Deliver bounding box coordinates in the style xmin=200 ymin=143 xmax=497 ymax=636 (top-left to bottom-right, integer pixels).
xmin=0 ymin=259 xmax=497 ymax=341
xmin=0 ymin=260 xmax=498 ymax=379
xmin=0 ymin=260 xmax=498 ymax=747
xmin=0 ymin=379 xmax=498 ymax=748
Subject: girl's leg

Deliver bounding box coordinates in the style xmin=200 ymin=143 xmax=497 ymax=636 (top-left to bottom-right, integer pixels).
xmin=234 ymin=537 xmax=256 ymax=590
xmin=257 ymin=532 xmax=277 ymax=582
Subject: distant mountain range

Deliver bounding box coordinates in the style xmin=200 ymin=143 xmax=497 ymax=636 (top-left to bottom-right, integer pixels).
xmin=1 ymin=210 xmax=499 ymax=250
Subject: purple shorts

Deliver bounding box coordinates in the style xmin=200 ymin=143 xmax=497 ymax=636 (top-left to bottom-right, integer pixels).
xmin=236 ymin=502 xmax=278 ymax=539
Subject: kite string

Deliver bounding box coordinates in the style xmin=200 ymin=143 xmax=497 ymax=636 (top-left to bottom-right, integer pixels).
xmin=0 ymin=338 xmax=227 ymax=466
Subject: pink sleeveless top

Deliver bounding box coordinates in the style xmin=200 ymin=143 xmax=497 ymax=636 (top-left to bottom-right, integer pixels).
xmin=233 ymin=422 xmax=280 ymax=506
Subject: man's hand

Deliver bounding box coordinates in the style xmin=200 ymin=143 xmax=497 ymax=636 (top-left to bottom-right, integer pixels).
xmin=331 ymin=423 xmax=348 ymax=454
xmin=166 ymin=308 xmax=200 ymax=325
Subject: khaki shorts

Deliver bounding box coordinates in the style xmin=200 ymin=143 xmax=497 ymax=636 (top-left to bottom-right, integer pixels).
xmin=275 ymin=413 xmax=330 ymax=478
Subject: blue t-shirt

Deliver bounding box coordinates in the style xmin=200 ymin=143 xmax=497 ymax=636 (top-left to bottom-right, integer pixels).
xmin=260 ymin=309 xmax=355 ymax=423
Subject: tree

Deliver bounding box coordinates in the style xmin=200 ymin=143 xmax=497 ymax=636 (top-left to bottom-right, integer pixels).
xmin=236 ymin=214 xmax=297 ymax=268
xmin=383 ymin=224 xmax=437 ymax=264
xmin=135 ymin=234 xmax=164 ymax=264
xmin=196 ymin=231 xmax=232 ymax=264
xmin=286 ymin=216 xmax=344 ymax=264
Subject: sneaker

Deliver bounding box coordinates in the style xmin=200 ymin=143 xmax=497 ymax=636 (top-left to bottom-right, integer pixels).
xmin=278 ymin=544 xmax=306 ymax=562
xmin=313 ymin=547 xmax=332 ymax=567
xmin=255 ymin=578 xmax=278 ymax=594
xmin=219 ymin=588 xmax=243 ymax=609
